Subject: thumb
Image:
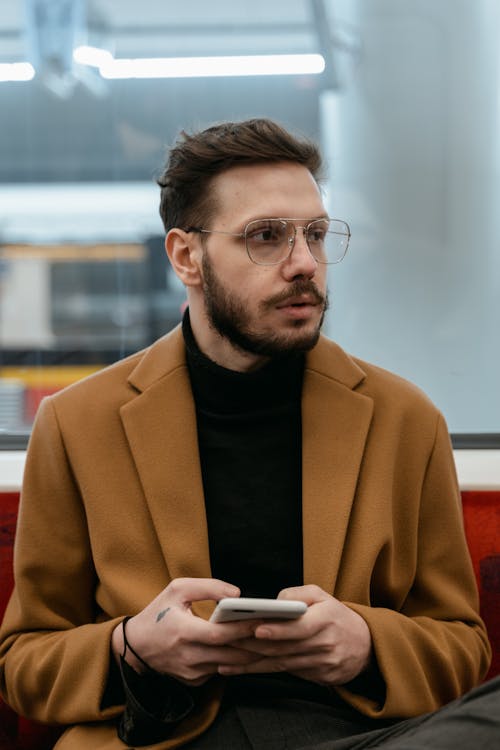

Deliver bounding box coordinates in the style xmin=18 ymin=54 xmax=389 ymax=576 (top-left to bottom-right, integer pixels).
xmin=277 ymin=584 xmax=330 ymax=605
xmin=167 ymin=577 xmax=240 ymax=609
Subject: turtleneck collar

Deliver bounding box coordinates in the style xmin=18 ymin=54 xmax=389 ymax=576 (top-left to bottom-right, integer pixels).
xmin=182 ymin=309 xmax=304 ymax=414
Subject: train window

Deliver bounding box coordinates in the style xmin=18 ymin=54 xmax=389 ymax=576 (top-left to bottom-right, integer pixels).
xmin=1 ymin=0 xmax=499 ymax=446
xmin=0 ymin=239 xmax=185 ymax=443
xmin=318 ymin=0 xmax=500 ymax=441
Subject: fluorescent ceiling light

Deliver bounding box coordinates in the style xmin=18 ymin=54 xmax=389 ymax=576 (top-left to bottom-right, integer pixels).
xmin=99 ymin=53 xmax=325 ymax=79
xmin=73 ymin=45 xmax=113 ymax=68
xmin=0 ymin=62 xmax=35 ymax=82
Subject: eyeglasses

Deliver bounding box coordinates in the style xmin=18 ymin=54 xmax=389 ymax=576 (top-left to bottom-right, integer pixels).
xmin=185 ymin=218 xmax=351 ymax=266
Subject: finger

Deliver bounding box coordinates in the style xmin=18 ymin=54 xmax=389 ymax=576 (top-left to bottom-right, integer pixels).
xmin=203 ymin=618 xmax=266 ymax=645
xmin=163 ymin=645 xmax=264 ymax=683
xmin=253 ymin=610 xmax=321 ymax=641
xmin=165 ymin=577 xmax=240 ymax=608
xmin=233 ymin=634 xmax=327 ymax=657
xmin=277 ymin=584 xmax=331 ymax=605
xmin=173 ymin=613 xmax=263 ymax=646
xmin=184 ymin=643 xmax=265 ymax=668
xmin=218 ymin=652 xmax=330 ymax=677
xmin=216 ymin=647 xmax=266 ymax=667
xmin=254 ymin=597 xmax=338 ymax=640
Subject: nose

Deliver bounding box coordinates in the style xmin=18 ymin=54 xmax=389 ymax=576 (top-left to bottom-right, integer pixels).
xmin=281 ymin=226 xmax=318 ymax=280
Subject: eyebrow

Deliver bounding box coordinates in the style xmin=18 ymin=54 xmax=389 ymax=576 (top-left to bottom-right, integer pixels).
xmin=240 ymin=215 xmax=331 ymax=227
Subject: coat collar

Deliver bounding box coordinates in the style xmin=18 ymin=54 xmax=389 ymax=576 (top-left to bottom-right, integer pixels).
xmin=120 ymin=327 xmax=373 ymax=606
xmin=125 ymin=325 xmax=367 ymax=394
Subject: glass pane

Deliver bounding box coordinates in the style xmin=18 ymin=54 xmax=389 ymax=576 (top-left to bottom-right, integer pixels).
xmin=321 ymin=0 xmax=500 ymax=434
xmin=0 ymin=239 xmax=185 ymax=434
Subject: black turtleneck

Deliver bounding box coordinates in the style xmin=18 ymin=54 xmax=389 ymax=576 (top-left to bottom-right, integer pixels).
xmin=183 ymin=311 xmax=304 ymax=598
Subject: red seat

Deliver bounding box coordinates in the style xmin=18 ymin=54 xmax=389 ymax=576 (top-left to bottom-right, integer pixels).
xmin=462 ymin=491 xmax=500 ymax=679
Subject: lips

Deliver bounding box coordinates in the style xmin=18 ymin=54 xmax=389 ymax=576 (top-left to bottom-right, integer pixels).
xmin=265 ymin=281 xmax=326 ymax=312
xmin=276 ymin=295 xmax=318 ymax=309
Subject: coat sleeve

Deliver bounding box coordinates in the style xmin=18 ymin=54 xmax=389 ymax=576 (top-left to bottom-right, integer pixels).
xmin=338 ymin=413 xmax=492 ymax=718
xmin=0 ymin=397 xmax=125 ymax=724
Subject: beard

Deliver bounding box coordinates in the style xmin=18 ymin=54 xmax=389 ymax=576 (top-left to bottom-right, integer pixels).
xmin=201 ymin=251 xmax=329 ymax=357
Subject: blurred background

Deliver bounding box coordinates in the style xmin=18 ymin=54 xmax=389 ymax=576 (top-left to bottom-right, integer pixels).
xmin=0 ymin=0 xmax=499 ymax=444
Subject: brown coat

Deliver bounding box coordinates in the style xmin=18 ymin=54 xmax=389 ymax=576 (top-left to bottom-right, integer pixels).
xmin=0 ymin=327 xmax=491 ymax=749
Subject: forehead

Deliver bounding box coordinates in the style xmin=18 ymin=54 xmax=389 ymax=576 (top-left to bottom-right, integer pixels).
xmin=209 ymin=162 xmax=325 ymax=227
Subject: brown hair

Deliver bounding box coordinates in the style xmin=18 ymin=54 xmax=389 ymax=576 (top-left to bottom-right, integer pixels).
xmin=157 ymin=118 xmax=323 ymax=232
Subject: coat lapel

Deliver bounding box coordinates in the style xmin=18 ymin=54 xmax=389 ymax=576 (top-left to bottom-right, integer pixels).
xmin=119 ymin=328 xmax=213 ymax=616
xmin=302 ymin=339 xmax=373 ymax=594
xmin=118 ymin=327 xmax=373 ymax=612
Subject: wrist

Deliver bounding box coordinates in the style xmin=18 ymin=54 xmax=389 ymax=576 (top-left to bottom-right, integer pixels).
xmin=112 ymin=617 xmax=151 ymax=674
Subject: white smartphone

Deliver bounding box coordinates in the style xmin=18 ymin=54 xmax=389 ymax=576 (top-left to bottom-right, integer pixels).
xmin=210 ymin=597 xmax=307 ymax=623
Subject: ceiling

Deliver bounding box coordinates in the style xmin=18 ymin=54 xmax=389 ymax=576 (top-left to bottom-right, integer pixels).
xmin=0 ymin=0 xmax=329 ymax=66
xmin=0 ymin=1 xmax=345 ymax=185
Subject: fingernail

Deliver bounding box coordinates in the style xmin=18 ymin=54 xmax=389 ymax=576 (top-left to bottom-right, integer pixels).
xmin=256 ymin=627 xmax=271 ymax=638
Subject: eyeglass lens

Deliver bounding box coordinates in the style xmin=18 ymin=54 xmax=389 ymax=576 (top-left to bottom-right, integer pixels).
xmin=245 ymin=219 xmax=349 ymax=265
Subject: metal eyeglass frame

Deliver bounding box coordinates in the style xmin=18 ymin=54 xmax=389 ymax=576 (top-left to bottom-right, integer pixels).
xmin=185 ymin=217 xmax=351 ymax=266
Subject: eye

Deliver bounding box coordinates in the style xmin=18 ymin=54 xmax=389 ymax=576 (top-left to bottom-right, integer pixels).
xmin=247 ymin=221 xmax=286 ymax=244
xmin=307 ymin=222 xmax=328 ymax=243
xmin=310 ymin=230 xmax=324 ymax=242
xmin=253 ymin=229 xmax=275 ymax=243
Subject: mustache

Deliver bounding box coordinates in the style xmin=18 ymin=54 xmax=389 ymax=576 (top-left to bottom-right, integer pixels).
xmin=263 ymin=280 xmax=327 ymax=309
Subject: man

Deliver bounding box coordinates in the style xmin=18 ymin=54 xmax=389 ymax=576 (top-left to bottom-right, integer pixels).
xmin=0 ymin=119 xmax=497 ymax=749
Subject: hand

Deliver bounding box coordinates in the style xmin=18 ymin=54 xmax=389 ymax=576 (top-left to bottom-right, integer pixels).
xmin=111 ymin=577 xmax=263 ymax=686
xmin=218 ymin=584 xmax=373 ymax=686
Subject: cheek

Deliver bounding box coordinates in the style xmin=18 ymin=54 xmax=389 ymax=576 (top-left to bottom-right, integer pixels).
xmin=230 ymin=267 xmax=273 ymax=297
xmin=315 ymin=266 xmax=329 ymax=289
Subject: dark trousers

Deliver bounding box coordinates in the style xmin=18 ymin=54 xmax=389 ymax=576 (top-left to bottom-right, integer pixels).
xmin=184 ymin=675 xmax=500 ymax=749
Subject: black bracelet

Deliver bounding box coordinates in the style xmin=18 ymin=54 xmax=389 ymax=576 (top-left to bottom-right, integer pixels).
xmin=122 ymin=616 xmax=156 ymax=674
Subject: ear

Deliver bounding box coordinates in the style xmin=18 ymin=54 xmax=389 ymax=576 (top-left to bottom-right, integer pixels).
xmin=165 ymin=229 xmax=202 ymax=287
